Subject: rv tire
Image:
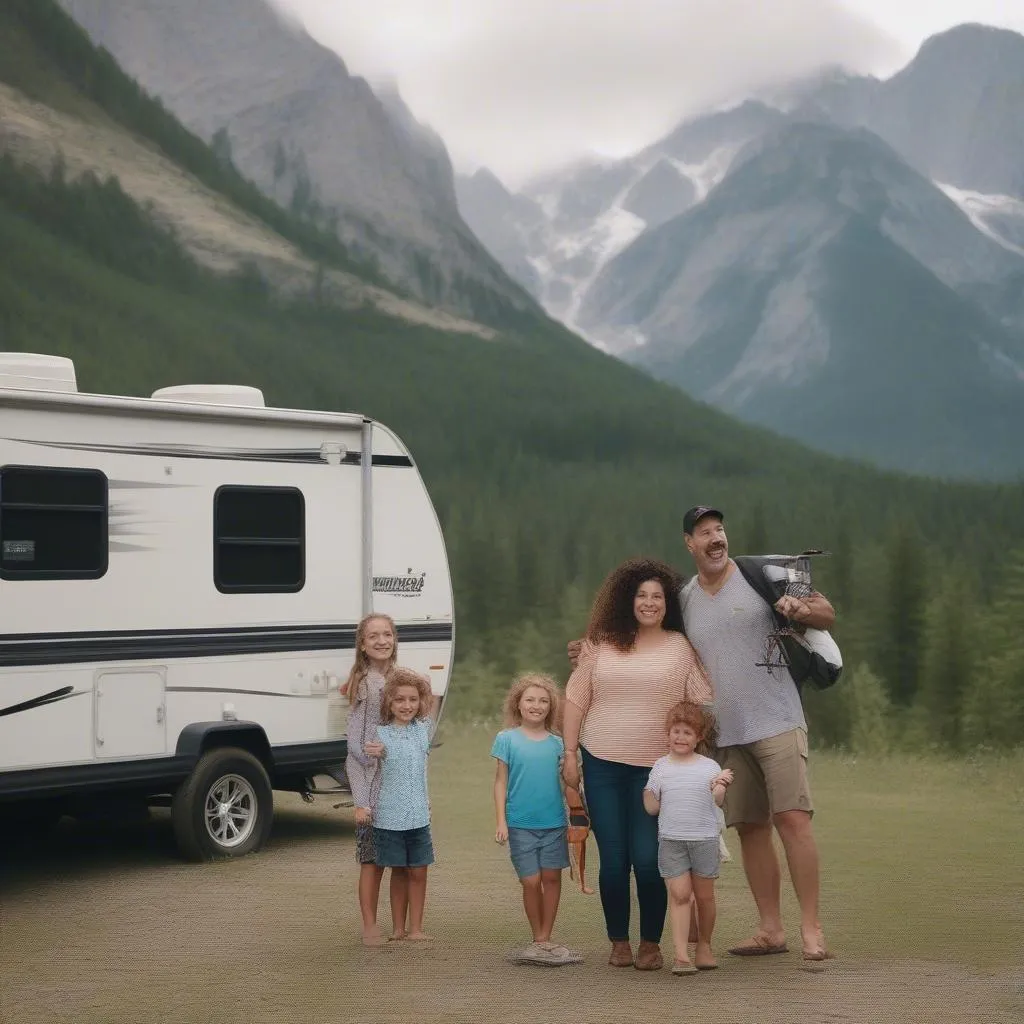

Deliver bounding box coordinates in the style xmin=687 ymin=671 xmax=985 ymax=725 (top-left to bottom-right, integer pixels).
xmin=172 ymin=747 xmax=273 ymax=861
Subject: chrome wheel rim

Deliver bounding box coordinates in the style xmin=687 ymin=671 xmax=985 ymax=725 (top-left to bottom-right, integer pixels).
xmin=204 ymin=773 xmax=257 ymax=849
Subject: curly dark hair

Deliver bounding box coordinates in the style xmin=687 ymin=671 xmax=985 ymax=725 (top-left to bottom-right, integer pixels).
xmin=585 ymin=557 xmax=685 ymax=651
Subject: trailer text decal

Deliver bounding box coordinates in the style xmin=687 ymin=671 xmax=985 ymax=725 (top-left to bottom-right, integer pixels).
xmin=373 ymin=570 xmax=426 ymax=596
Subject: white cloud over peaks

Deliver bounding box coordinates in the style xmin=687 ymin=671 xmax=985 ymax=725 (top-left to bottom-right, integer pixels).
xmin=273 ymin=0 xmax=904 ymax=185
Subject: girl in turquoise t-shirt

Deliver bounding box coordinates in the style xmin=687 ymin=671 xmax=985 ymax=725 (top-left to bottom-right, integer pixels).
xmin=492 ymin=673 xmax=583 ymax=966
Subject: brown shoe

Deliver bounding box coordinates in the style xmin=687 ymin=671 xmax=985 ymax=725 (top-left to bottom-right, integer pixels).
xmin=608 ymin=940 xmax=634 ymax=967
xmin=634 ymin=940 xmax=663 ymax=971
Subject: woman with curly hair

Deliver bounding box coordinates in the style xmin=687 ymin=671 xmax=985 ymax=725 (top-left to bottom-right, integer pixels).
xmin=561 ymin=558 xmax=713 ymax=972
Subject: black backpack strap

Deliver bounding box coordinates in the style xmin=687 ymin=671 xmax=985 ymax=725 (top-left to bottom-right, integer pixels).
xmin=733 ymin=556 xmax=787 ymax=628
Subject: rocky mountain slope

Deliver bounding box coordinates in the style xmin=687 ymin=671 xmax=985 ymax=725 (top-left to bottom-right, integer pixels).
xmin=795 ymin=24 xmax=1024 ymax=200
xmin=574 ymin=121 xmax=1024 ymax=476
xmin=455 ymin=24 xmax=1024 ymax=477
xmin=57 ymin=0 xmax=539 ymax=324
xmin=0 ymin=79 xmax=490 ymax=338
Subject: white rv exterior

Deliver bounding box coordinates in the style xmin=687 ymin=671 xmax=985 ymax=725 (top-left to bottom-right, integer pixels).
xmin=0 ymin=353 xmax=454 ymax=859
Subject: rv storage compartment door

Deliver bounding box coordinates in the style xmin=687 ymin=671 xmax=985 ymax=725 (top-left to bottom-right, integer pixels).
xmin=94 ymin=668 xmax=167 ymax=758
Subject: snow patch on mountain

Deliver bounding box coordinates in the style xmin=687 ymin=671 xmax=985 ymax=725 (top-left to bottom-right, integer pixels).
xmin=939 ymin=184 xmax=1024 ymax=257
xmin=510 ymin=144 xmax=738 ymax=337
xmin=667 ymin=144 xmax=740 ymax=203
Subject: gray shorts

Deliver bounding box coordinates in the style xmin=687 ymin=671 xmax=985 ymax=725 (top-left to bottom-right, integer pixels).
xmin=658 ymin=837 xmax=721 ymax=879
xmin=507 ymin=826 xmax=570 ymax=880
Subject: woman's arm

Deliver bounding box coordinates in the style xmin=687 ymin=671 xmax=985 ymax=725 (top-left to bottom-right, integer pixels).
xmin=561 ymin=700 xmax=585 ymax=791
xmin=562 ymin=640 xmax=596 ymax=791
xmin=493 ymin=759 xmax=509 ymax=844
xmin=682 ymin=646 xmax=714 ymax=705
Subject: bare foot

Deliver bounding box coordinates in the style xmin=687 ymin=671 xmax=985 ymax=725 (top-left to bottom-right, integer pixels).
xmin=407 ymin=931 xmax=433 ymax=942
xmin=361 ymin=926 xmax=386 ymax=948
xmin=608 ymin=940 xmax=633 ymax=967
xmin=695 ymin=941 xmax=718 ymax=970
xmin=801 ymin=926 xmax=834 ymax=961
xmin=388 ymin=932 xmax=407 ymax=943
xmin=671 ymin=959 xmax=698 ymax=976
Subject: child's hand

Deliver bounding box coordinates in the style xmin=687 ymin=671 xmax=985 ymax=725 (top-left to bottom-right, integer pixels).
xmin=495 ymin=825 xmax=508 ymax=845
xmin=364 ymin=741 xmax=385 ymax=759
xmin=354 ymin=806 xmax=372 ymax=826
xmin=711 ymin=769 xmax=734 ymax=790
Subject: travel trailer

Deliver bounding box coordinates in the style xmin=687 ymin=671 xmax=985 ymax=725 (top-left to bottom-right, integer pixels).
xmin=0 ymin=353 xmax=454 ymax=859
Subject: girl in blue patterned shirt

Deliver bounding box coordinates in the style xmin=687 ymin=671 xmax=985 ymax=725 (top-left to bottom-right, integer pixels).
xmin=367 ymin=667 xmax=439 ymax=942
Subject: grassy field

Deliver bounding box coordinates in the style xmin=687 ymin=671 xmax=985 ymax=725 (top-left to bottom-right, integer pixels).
xmin=1 ymin=727 xmax=1022 ymax=1024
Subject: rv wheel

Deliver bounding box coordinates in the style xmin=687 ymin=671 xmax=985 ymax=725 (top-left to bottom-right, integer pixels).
xmin=172 ymin=747 xmax=273 ymax=861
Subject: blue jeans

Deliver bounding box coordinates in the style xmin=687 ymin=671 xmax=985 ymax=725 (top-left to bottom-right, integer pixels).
xmin=581 ymin=747 xmax=666 ymax=943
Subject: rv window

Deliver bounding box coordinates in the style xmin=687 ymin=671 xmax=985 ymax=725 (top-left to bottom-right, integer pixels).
xmin=214 ymin=486 xmax=304 ymax=593
xmin=0 ymin=466 xmax=108 ymax=579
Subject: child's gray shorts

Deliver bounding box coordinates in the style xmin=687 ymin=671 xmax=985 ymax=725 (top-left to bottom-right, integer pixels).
xmin=658 ymin=837 xmax=721 ymax=879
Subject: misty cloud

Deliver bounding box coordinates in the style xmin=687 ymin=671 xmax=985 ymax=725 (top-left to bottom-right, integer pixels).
xmin=273 ymin=0 xmax=906 ymax=185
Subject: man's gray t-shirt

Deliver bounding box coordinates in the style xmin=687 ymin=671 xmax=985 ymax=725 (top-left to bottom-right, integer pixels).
xmin=681 ymin=567 xmax=806 ymax=747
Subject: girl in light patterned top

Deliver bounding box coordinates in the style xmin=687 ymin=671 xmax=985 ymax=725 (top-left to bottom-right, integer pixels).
xmin=366 ymin=668 xmax=440 ymax=942
xmin=343 ymin=613 xmax=397 ymax=948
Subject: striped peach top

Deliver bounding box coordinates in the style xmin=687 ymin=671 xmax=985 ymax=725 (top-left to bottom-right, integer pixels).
xmin=565 ymin=633 xmax=713 ymax=768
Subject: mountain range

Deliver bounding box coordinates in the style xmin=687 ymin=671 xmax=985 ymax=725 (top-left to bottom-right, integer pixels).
xmin=456 ymin=24 xmax=1024 ymax=478
xmin=25 ymin=3 xmax=1024 ymax=478
xmin=56 ymin=0 xmax=539 ymax=324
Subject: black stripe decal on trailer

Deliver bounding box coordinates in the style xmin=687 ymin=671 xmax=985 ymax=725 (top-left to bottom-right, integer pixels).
xmin=7 ymin=439 xmax=413 ymax=467
xmin=0 ymin=685 xmax=79 ymax=717
xmin=0 ymin=622 xmax=453 ymax=668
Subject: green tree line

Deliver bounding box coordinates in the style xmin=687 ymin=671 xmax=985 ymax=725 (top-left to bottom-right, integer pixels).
xmin=1 ymin=154 xmax=1022 ymax=752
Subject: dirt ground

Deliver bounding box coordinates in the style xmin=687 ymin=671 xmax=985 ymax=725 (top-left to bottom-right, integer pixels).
xmin=1 ymin=788 xmax=1021 ymax=1024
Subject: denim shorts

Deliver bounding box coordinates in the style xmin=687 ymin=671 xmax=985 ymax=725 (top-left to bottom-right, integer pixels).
xmin=507 ymin=826 xmax=570 ymax=880
xmin=373 ymin=825 xmax=434 ymax=868
xmin=657 ymin=837 xmax=721 ymax=879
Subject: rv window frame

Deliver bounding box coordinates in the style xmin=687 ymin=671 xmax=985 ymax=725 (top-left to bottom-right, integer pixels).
xmin=0 ymin=464 xmax=109 ymax=580
xmin=213 ymin=484 xmax=306 ymax=594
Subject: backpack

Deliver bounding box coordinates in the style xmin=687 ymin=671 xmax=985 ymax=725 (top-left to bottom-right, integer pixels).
xmin=732 ymin=555 xmax=843 ymax=693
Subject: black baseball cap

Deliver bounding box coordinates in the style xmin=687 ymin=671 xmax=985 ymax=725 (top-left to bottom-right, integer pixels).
xmin=683 ymin=505 xmax=724 ymax=534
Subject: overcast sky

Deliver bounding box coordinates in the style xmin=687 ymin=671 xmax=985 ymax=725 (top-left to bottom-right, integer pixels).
xmin=272 ymin=0 xmax=1024 ymax=186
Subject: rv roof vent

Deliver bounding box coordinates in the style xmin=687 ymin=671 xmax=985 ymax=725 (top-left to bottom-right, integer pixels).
xmin=151 ymin=384 xmax=266 ymax=408
xmin=0 ymin=352 xmax=78 ymax=393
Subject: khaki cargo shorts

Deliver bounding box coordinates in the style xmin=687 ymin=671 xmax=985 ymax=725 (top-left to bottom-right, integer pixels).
xmin=720 ymin=728 xmax=813 ymax=828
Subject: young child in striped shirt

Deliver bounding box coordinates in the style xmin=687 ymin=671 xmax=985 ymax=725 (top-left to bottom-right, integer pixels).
xmin=643 ymin=701 xmax=733 ymax=975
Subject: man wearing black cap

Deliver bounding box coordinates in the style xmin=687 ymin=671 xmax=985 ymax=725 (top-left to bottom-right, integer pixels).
xmin=680 ymin=505 xmax=834 ymax=963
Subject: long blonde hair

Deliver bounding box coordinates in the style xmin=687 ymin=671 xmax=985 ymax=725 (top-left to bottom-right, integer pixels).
xmin=345 ymin=613 xmax=398 ymax=705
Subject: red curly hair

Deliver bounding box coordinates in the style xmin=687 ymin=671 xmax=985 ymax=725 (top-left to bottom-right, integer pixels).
xmin=665 ymin=700 xmax=719 ymax=755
